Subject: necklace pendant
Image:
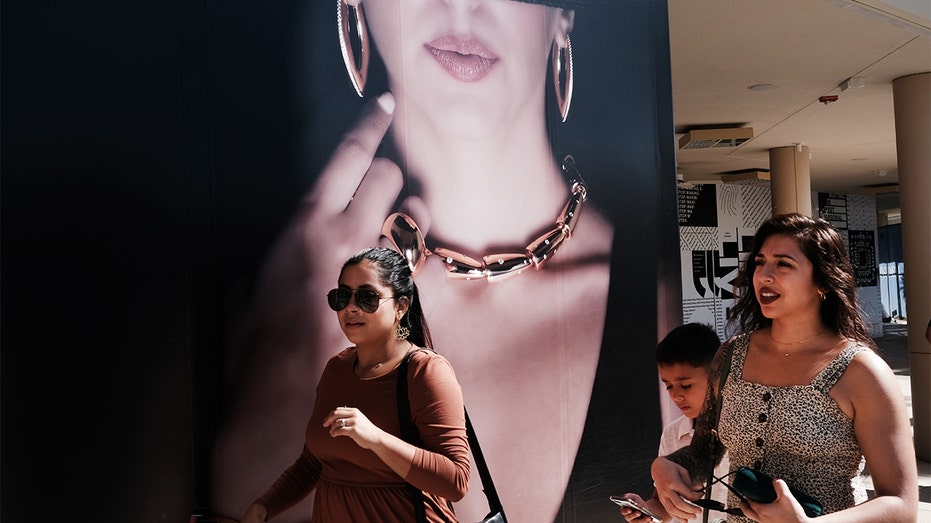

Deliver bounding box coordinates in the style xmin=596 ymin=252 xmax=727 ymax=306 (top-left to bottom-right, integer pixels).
xmin=770 ymin=328 xmax=826 ymax=346
xmin=528 ymin=225 xmax=569 ymax=267
xmin=380 ymin=213 xmax=429 ymax=273
xmin=558 ymin=187 xmax=585 ymax=234
xmin=483 ymin=253 xmax=533 ymax=282
xmin=433 ymin=248 xmax=485 ymax=280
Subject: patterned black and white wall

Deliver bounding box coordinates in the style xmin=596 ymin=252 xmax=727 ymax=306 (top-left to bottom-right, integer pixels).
xmin=676 ymin=184 xmax=883 ymax=344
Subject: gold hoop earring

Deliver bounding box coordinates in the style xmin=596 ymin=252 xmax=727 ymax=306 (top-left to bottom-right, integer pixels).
xmin=337 ymin=0 xmax=369 ymax=97
xmin=819 ymin=291 xmax=826 ymax=301
xmin=552 ymin=34 xmax=573 ymax=123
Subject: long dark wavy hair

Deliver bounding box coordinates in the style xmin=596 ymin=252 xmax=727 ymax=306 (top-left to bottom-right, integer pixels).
xmin=727 ymin=213 xmax=875 ymax=349
xmin=341 ymin=247 xmax=433 ymax=349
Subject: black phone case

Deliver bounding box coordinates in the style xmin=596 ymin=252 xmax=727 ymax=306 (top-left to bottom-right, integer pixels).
xmin=731 ymin=467 xmax=823 ymax=518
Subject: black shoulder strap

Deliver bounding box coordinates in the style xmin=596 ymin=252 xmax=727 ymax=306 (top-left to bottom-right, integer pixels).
xmin=397 ymin=351 xmax=427 ymax=523
xmin=465 ymin=408 xmax=504 ymax=518
xmin=703 ymin=340 xmax=734 ymax=523
xmin=712 ymin=339 xmax=734 ymax=431
xmin=397 ymin=350 xmax=506 ymax=522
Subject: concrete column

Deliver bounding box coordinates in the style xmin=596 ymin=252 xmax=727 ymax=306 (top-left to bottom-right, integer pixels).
xmin=769 ymin=144 xmax=812 ymax=216
xmin=893 ymin=72 xmax=931 ymax=462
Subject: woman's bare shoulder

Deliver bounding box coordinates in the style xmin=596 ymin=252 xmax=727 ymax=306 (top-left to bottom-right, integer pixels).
xmin=846 ymin=344 xmax=895 ymax=379
xmin=836 ymin=343 xmax=901 ymax=403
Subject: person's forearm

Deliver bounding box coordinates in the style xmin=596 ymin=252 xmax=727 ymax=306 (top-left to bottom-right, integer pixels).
xmin=406 ymin=442 xmax=471 ymax=501
xmin=370 ymin=431 xmax=470 ymax=500
xmin=369 ymin=429 xmax=416 ymax=479
xmin=257 ymin=448 xmax=321 ymax=519
xmin=804 ymin=494 xmax=916 ymax=523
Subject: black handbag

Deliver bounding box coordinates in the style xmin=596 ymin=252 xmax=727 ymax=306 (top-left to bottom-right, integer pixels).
xmin=397 ymin=350 xmax=507 ymax=523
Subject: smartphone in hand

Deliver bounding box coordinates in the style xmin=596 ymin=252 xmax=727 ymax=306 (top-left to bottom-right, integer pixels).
xmin=610 ymin=496 xmax=662 ymax=523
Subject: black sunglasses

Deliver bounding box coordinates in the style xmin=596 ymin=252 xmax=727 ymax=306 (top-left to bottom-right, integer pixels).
xmin=327 ymin=288 xmax=395 ymax=313
xmin=695 ymin=467 xmax=823 ymax=518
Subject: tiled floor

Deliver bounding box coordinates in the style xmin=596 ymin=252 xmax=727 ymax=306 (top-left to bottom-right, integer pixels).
xmin=865 ymin=321 xmax=930 ymax=521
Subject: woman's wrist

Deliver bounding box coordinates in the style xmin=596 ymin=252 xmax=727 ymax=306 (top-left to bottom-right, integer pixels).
xmin=247 ymin=501 xmax=269 ymax=522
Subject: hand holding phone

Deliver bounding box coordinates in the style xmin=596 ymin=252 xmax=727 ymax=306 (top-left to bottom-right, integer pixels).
xmin=610 ymin=496 xmax=662 ymax=523
xmin=730 ymin=467 xmax=823 ymax=518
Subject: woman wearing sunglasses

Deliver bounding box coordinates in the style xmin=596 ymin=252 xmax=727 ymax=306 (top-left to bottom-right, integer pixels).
xmin=651 ymin=213 xmax=918 ymax=522
xmin=239 ymin=247 xmax=470 ymax=522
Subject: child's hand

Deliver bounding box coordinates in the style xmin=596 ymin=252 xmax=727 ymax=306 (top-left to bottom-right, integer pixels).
xmin=617 ymin=493 xmax=668 ymax=523
xmin=652 ymin=457 xmax=702 ymax=521
xmin=618 ymin=493 xmax=648 ymax=522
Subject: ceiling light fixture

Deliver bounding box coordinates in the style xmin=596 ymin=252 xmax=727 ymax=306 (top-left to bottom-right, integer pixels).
xmin=747 ymin=83 xmax=777 ymax=92
xmin=840 ymin=76 xmax=866 ymax=92
xmin=861 ymin=183 xmax=899 ymax=195
xmin=721 ymin=170 xmax=770 ymax=187
xmin=678 ymin=127 xmax=754 ymax=150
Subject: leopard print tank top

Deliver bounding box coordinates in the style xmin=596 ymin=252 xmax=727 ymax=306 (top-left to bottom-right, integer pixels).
xmin=717 ymin=332 xmax=869 ymax=520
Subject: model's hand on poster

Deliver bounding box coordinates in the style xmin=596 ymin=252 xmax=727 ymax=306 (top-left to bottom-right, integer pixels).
xmin=306 ymin=93 xmax=398 ymax=217
xmin=302 ymin=92 xmax=401 ymax=263
xmin=246 ymin=93 xmax=404 ymax=350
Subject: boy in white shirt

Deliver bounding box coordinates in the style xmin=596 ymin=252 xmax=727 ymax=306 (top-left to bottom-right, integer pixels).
xmin=619 ymin=323 xmax=729 ymax=523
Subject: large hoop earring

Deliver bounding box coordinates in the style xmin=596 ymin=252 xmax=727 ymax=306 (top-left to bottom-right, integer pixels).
xmin=337 ymin=0 xmax=369 ymax=97
xmin=552 ymin=33 xmax=573 ymax=123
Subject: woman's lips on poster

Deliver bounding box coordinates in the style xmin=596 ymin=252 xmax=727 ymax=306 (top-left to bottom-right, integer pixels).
xmin=426 ymin=35 xmax=498 ymax=82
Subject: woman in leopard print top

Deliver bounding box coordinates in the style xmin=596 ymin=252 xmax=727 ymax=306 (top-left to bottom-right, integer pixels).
xmin=650 ymin=213 xmax=917 ymax=522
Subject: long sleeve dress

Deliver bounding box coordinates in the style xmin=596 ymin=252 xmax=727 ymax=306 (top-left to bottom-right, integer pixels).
xmin=256 ymin=347 xmax=470 ymax=522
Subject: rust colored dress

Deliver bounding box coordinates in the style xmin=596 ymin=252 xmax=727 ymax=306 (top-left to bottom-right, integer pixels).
xmin=256 ymin=348 xmax=470 ymax=522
